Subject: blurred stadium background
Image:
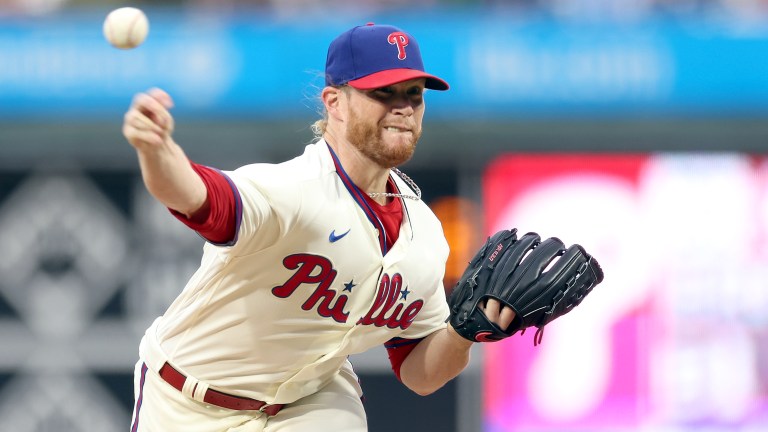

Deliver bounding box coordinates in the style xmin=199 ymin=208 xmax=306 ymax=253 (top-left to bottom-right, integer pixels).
xmin=1 ymin=0 xmax=768 ymax=431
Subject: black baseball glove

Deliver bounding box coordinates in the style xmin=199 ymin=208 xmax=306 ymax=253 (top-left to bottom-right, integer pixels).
xmin=448 ymin=228 xmax=604 ymax=345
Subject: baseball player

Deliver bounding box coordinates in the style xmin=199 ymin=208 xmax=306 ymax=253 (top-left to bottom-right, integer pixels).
xmin=123 ymin=23 xmax=516 ymax=431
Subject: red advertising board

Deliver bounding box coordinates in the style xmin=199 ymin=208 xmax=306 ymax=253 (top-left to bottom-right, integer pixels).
xmin=482 ymin=153 xmax=768 ymax=431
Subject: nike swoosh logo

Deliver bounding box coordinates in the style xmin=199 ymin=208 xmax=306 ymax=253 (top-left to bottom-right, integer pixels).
xmin=329 ymin=229 xmax=351 ymax=243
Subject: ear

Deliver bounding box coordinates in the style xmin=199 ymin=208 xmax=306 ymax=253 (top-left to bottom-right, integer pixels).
xmin=322 ymin=86 xmax=346 ymax=122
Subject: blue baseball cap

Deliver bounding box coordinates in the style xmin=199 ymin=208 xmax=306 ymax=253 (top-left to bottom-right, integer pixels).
xmin=325 ymin=23 xmax=449 ymax=91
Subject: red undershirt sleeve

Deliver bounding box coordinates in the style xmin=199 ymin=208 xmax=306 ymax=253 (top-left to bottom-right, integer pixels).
xmin=384 ymin=337 xmax=425 ymax=382
xmin=169 ymin=162 xmax=239 ymax=245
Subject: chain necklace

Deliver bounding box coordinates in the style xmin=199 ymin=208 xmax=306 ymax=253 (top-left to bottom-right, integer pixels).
xmin=367 ymin=168 xmax=422 ymax=201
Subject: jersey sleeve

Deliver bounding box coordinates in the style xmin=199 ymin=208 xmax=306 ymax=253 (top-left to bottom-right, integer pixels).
xmin=384 ymin=337 xmax=424 ymax=381
xmin=182 ymin=143 xmax=329 ymax=256
xmin=170 ymin=162 xmax=241 ymax=245
xmin=220 ymin=164 xmax=292 ymax=255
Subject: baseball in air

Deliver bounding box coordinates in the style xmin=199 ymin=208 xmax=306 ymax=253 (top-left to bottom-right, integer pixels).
xmin=103 ymin=7 xmax=149 ymax=49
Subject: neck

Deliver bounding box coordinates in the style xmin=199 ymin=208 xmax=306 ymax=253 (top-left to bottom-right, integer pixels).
xmin=323 ymin=135 xmax=423 ymax=203
xmin=323 ymin=131 xmax=390 ymax=197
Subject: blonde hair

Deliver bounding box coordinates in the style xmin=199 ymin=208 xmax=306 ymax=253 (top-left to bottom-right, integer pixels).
xmin=311 ymin=85 xmax=348 ymax=139
xmin=311 ymin=117 xmax=328 ymax=138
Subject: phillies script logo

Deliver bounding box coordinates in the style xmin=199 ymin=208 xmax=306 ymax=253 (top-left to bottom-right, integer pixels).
xmin=271 ymin=254 xmax=423 ymax=329
xmin=387 ymin=32 xmax=409 ymax=60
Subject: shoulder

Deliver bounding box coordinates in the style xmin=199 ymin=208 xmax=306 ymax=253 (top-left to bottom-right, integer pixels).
xmin=232 ymin=140 xmax=333 ymax=182
xmin=223 ymin=141 xmax=342 ymax=217
xmin=225 ymin=141 xmax=336 ymax=191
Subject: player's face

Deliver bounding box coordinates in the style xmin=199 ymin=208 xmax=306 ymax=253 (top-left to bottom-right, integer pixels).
xmin=344 ymin=79 xmax=425 ymax=168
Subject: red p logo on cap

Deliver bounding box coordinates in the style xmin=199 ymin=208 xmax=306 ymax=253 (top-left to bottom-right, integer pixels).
xmin=387 ymin=32 xmax=409 ymax=60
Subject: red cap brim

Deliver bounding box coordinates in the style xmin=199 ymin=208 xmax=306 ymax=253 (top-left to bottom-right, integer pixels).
xmin=348 ymin=68 xmax=449 ymax=91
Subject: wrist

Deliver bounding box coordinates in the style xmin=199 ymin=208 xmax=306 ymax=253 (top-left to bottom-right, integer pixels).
xmin=447 ymin=324 xmax=474 ymax=350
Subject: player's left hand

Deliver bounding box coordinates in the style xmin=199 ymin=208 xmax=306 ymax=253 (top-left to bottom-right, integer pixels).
xmin=448 ymin=228 xmax=604 ymax=345
xmin=479 ymin=298 xmax=516 ymax=331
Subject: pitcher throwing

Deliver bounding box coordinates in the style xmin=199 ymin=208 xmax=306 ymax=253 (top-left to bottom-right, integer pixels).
xmin=122 ymin=23 xmax=604 ymax=432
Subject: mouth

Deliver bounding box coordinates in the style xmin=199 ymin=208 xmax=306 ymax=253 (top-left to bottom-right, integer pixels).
xmin=383 ymin=126 xmax=411 ymax=133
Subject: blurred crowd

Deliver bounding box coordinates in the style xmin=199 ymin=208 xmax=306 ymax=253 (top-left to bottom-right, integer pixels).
xmin=1 ymin=0 xmax=768 ymax=19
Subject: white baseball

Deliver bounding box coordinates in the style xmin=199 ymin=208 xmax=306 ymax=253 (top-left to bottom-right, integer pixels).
xmin=103 ymin=7 xmax=149 ymax=50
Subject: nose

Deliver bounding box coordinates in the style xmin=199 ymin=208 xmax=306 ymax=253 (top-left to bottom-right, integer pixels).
xmin=391 ymin=98 xmax=415 ymax=116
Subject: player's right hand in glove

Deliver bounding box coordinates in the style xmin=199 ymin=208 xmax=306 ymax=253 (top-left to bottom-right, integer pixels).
xmin=448 ymin=228 xmax=604 ymax=345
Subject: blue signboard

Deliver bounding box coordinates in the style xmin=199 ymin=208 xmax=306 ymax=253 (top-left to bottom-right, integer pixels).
xmin=1 ymin=10 xmax=768 ymax=119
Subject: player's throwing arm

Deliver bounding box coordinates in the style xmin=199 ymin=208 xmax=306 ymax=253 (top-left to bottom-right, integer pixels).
xmin=122 ymin=88 xmax=206 ymax=217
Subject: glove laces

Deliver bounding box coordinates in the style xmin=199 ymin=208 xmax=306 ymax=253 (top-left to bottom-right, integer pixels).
xmin=520 ymin=326 xmax=547 ymax=346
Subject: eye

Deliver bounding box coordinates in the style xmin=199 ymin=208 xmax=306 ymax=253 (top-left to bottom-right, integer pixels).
xmin=366 ymin=85 xmax=423 ymax=104
xmin=372 ymin=87 xmax=394 ymax=95
xmin=406 ymin=86 xmax=424 ymax=96
xmin=365 ymin=87 xmax=394 ymax=101
xmin=406 ymin=86 xmax=424 ymax=103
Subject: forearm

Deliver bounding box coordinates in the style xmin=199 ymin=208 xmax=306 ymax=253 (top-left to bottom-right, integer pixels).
xmin=399 ymin=325 xmax=473 ymax=396
xmin=136 ymin=139 xmax=207 ymax=217
xmin=123 ymin=88 xmax=206 ymax=217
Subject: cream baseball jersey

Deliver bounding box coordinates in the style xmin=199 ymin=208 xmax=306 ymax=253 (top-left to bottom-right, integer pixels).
xmin=140 ymin=140 xmax=450 ymax=404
